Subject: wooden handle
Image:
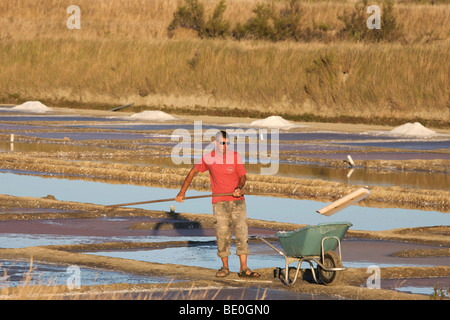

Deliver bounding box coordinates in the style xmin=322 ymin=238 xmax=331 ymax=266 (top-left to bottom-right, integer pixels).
xmin=107 ymin=193 xmax=236 ymax=208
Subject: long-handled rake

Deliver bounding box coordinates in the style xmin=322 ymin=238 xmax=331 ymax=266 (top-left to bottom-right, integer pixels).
xmin=107 ymin=192 xmax=238 ymax=208
xmin=107 ymin=187 xmax=371 ymax=216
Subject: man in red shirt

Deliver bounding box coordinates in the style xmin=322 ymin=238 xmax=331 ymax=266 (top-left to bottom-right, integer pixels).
xmin=175 ymin=130 xmax=260 ymax=278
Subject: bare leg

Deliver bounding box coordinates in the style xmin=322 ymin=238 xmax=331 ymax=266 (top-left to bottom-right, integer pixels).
xmin=221 ymin=256 xmax=229 ymax=269
xmin=239 ymin=254 xmax=260 ymax=277
xmin=239 ymin=254 xmax=247 ymax=271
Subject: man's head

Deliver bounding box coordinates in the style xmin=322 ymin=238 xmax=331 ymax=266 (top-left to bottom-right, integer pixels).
xmin=214 ymin=130 xmax=229 ymax=154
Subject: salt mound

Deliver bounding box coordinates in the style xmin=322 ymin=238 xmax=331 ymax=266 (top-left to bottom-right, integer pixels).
xmin=12 ymin=101 xmax=52 ymax=113
xmin=389 ymin=122 xmax=437 ymax=137
xmin=249 ymin=116 xmax=298 ymax=129
xmin=129 ymin=110 xmax=177 ymax=121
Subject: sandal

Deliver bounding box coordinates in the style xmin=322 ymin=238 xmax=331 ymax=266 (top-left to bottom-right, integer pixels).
xmin=238 ymin=267 xmax=260 ymax=278
xmin=216 ymin=266 xmax=230 ymax=278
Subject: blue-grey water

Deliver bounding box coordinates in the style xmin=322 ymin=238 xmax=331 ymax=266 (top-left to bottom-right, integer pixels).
xmin=0 ymin=172 xmax=447 ymax=231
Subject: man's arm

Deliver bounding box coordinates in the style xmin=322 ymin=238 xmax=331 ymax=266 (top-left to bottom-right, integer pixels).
xmin=175 ymin=166 xmax=199 ymax=203
xmin=233 ymin=174 xmax=246 ymax=197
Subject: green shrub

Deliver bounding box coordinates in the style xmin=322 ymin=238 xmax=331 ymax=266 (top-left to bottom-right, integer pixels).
xmin=232 ymin=0 xmax=302 ymax=41
xmin=168 ymin=0 xmax=205 ymax=37
xmin=273 ymin=0 xmax=303 ymax=41
xmin=339 ymin=0 xmax=403 ymax=42
xmin=202 ymin=0 xmax=230 ymax=38
xmin=168 ymin=0 xmax=403 ymax=43
xmin=232 ymin=3 xmax=275 ymax=40
xmin=379 ymin=0 xmax=403 ymax=41
xmin=168 ymin=0 xmax=231 ymax=39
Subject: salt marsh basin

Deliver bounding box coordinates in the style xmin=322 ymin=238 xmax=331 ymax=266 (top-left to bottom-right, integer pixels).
xmin=0 ymin=106 xmax=449 ymax=300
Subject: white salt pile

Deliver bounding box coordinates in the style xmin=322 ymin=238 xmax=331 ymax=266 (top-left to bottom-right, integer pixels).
xmin=128 ymin=110 xmax=177 ymax=121
xmin=388 ymin=122 xmax=437 ymax=138
xmin=249 ymin=116 xmax=302 ymax=129
xmin=12 ymin=101 xmax=52 ymax=113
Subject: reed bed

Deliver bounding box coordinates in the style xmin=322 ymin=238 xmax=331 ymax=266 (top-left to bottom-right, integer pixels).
xmin=1 ymin=38 xmax=448 ymax=122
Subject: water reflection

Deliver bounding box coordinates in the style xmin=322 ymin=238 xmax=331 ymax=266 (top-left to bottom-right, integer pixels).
xmin=0 ymin=172 xmax=447 ymax=231
xmin=341 ymin=140 xmax=450 ymax=151
xmin=0 ymin=141 xmax=111 ymax=153
xmin=249 ymin=162 xmax=450 ymax=191
xmin=2 ymin=140 xmax=446 ymax=190
xmin=98 ymin=156 xmax=450 ymax=191
xmin=7 ymin=132 xmax=153 ymax=141
xmin=0 ymin=233 xmax=214 ymax=248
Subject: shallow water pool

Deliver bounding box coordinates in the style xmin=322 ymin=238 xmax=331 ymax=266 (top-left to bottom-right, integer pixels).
xmin=0 ymin=260 xmax=173 ymax=288
xmin=0 ymin=172 xmax=448 ymax=231
xmin=86 ymin=240 xmax=447 ymax=271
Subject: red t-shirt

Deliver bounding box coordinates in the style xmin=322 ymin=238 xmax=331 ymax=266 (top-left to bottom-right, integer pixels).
xmin=195 ymin=150 xmax=246 ymax=204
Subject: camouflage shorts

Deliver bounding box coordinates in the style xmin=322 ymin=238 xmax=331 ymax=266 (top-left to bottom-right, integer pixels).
xmin=212 ymin=199 xmax=249 ymax=258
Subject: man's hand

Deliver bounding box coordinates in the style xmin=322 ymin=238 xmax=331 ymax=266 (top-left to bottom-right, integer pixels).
xmin=175 ymin=192 xmax=185 ymax=203
xmin=175 ymin=167 xmax=199 ymax=204
xmin=233 ymin=187 xmax=242 ymax=198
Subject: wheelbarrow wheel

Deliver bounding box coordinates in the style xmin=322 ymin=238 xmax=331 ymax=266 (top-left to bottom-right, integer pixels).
xmin=317 ymin=251 xmax=342 ymax=285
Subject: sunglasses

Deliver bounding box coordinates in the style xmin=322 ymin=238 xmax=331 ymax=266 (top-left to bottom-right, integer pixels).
xmin=218 ymin=141 xmax=230 ymax=145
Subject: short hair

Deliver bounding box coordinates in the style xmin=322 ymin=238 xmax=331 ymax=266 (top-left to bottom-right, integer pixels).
xmin=215 ymin=130 xmax=228 ymax=141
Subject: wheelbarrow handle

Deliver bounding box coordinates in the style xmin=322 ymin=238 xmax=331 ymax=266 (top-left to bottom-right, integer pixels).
xmin=254 ymin=236 xmax=288 ymax=259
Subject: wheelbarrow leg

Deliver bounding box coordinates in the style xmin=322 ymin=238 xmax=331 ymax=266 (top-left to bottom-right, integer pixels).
xmin=308 ymin=260 xmax=320 ymax=284
xmin=255 ymin=237 xmax=303 ymax=285
xmin=282 ymin=257 xmax=303 ymax=286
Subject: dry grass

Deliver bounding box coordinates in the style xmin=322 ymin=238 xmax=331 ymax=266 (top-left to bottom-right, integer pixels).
xmin=1 ymin=0 xmax=448 ymax=41
xmin=0 ymin=0 xmax=448 ymax=123
xmin=1 ymin=38 xmax=448 ymax=121
xmin=0 ymin=258 xmax=64 ymax=299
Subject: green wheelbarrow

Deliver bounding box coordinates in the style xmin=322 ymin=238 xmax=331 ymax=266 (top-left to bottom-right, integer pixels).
xmin=257 ymin=221 xmax=352 ymax=286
